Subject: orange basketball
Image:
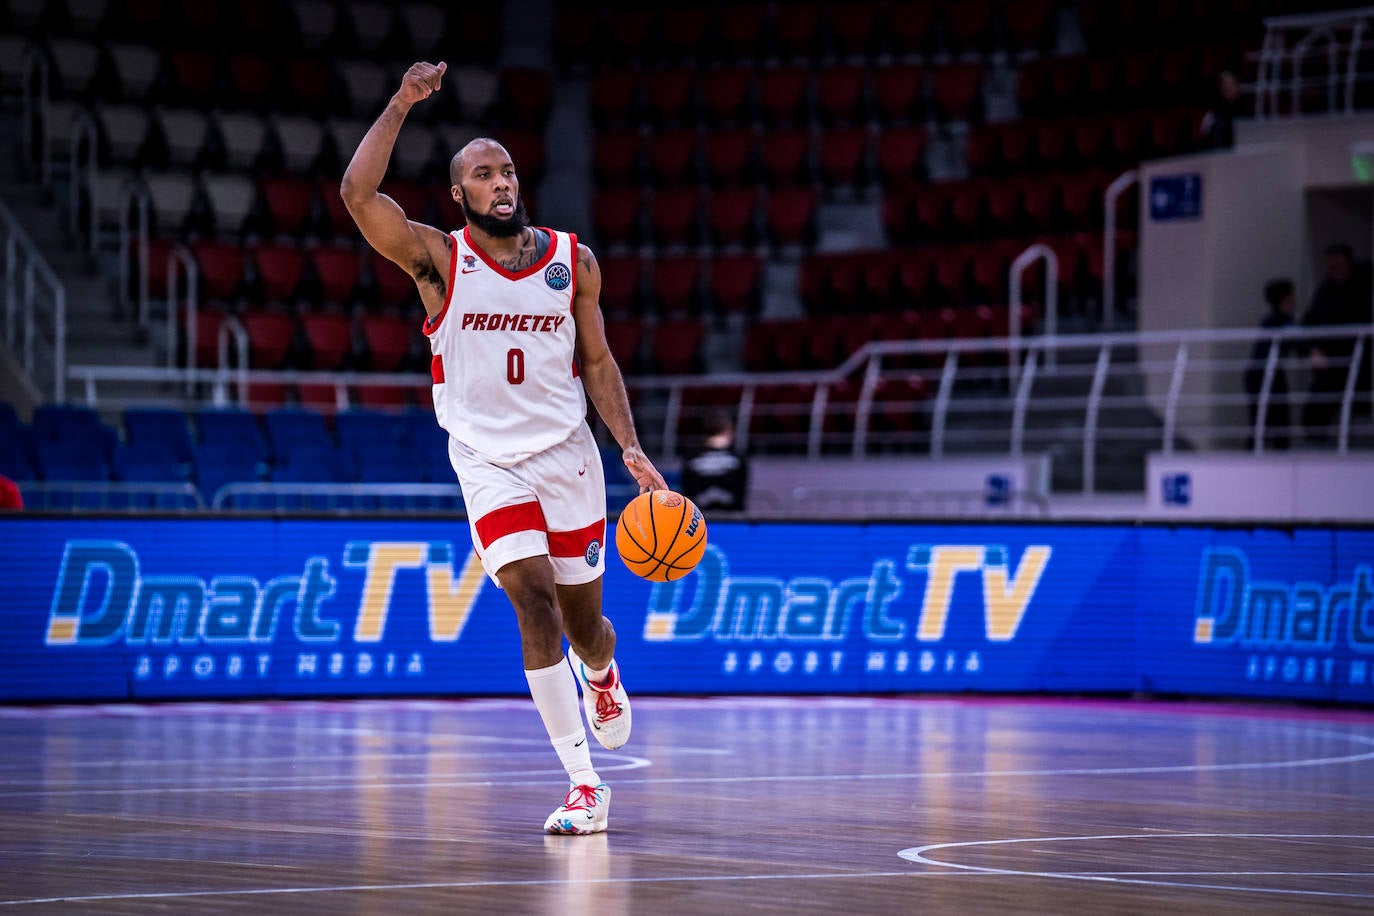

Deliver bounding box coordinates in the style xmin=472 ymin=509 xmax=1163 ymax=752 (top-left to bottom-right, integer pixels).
xmin=614 ymin=490 xmax=708 ymax=582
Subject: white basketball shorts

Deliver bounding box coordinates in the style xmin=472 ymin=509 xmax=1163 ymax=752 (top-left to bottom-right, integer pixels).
xmin=448 ymin=422 xmax=608 ymax=587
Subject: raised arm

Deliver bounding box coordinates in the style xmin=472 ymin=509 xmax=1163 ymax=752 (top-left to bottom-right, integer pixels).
xmin=340 ymin=61 xmax=452 ymax=317
xmin=572 ymin=243 xmax=669 ymax=494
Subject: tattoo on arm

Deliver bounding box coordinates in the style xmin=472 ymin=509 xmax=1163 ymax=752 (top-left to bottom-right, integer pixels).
xmin=414 ymin=254 xmax=445 ymax=300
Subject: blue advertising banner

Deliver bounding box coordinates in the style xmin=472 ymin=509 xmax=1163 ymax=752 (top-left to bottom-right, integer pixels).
xmin=0 ymin=517 xmax=1370 ymax=703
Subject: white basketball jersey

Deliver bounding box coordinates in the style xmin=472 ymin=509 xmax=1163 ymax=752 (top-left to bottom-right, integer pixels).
xmin=425 ymin=226 xmax=586 ymax=467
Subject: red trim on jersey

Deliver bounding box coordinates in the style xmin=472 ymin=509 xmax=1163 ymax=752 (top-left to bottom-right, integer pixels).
xmin=463 ymin=225 xmax=559 ymax=281
xmin=568 ymin=231 xmax=579 ymax=316
xmin=423 ymin=233 xmax=461 ymax=337
xmin=474 ymin=500 xmax=547 ymax=548
xmin=430 ymin=354 xmax=444 ymax=384
xmin=548 ymin=519 xmax=606 ymax=558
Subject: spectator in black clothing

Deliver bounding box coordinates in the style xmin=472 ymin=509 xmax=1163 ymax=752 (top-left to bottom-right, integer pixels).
xmin=1199 ymin=70 xmax=1240 ymax=150
xmin=1301 ymin=242 xmax=1373 ymax=441
xmin=681 ymin=413 xmax=749 ymax=512
xmin=1244 ymin=278 xmax=1296 ymax=450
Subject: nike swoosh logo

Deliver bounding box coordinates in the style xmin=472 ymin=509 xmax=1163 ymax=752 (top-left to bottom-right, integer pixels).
xmin=574 ymin=739 xmax=585 ymax=747
xmin=578 ymin=468 xmax=586 ymax=476
xmin=461 ymin=268 xmax=481 ymax=274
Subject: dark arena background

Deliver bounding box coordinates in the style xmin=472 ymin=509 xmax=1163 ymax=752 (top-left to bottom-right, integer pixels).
xmin=3 ymin=0 xmax=1374 ymax=912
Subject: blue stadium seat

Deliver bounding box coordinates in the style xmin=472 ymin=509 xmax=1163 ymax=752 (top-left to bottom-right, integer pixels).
xmin=33 ymin=404 xmax=102 ymax=446
xmin=0 ymin=424 xmax=36 ymax=481
xmin=36 ymin=442 xmax=109 ymax=482
xmin=123 ymin=407 xmax=195 ymax=464
xmin=111 ymin=442 xmax=188 ymax=484
xmin=195 ymin=408 xmax=268 ymax=463
xmin=193 ymin=443 xmax=262 ymax=506
xmin=271 ymin=446 xmax=351 ymax=483
xmin=263 ymin=408 xmax=333 ymax=462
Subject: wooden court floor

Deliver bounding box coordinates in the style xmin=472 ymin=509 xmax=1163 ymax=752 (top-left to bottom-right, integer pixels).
xmin=1 ymin=695 xmax=1373 ymax=914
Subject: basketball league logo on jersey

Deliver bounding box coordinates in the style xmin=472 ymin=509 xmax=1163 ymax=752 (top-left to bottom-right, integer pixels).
xmin=585 ymin=539 xmax=601 ymax=567
xmin=544 ymin=262 xmax=571 ymax=291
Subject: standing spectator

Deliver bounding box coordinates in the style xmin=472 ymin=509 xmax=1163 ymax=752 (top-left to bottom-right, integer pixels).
xmin=682 ymin=413 xmax=749 ymax=512
xmin=1199 ymin=70 xmax=1240 ymax=150
xmin=0 ymin=472 xmax=23 ymax=510
xmin=1301 ymin=243 xmax=1373 ymax=441
xmin=1244 ymin=278 xmax=1296 ymax=450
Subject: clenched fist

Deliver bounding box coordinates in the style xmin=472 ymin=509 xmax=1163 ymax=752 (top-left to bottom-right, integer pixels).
xmin=396 ymin=61 xmax=447 ymax=105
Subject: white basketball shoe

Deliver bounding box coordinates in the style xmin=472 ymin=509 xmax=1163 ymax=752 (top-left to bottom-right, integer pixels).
xmin=568 ymin=650 xmax=632 ymax=750
xmin=544 ymin=783 xmax=611 ymax=835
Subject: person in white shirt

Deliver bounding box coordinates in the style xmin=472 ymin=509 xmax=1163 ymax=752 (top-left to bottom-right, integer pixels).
xmin=341 ymin=61 xmax=667 ymax=835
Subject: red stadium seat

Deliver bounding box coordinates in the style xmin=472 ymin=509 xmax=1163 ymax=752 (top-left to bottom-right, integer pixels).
xmin=253 ymin=244 xmax=305 ymax=303
xmin=369 ymin=250 xmax=414 ymax=308
xmin=226 ymin=54 xmax=274 ymax=110
xmin=751 ymin=382 xmax=815 ymax=444
xmin=591 ymin=70 xmax=639 ymax=126
xmin=876 ymin=127 xmax=927 ymax=186
xmin=499 ymin=67 xmax=553 ymax=127
xmin=648 ymin=129 xmax=699 ymax=186
xmin=296 ymin=383 xmax=342 ymax=415
xmin=188 ymin=305 xmax=228 ymax=369
xmin=984 ymin=179 xmax=1022 ymax=235
xmin=765 ymin=187 xmax=818 ymax=248
xmin=308 ymin=246 xmax=363 ymax=305
xmin=650 ymin=318 xmax=705 ymax=374
xmin=708 ymin=187 xmax=760 ymax=247
xmin=896 ymin=249 xmax=934 ymax=309
xmin=239 ymin=309 xmax=295 ymax=368
xmin=931 ymin=63 xmax=982 ymax=122
xmin=360 ymin=313 xmax=412 ymax=372
xmin=945 ymin=179 xmax=988 ymax=240
xmin=1004 ymin=0 xmax=1056 ymax=53
xmin=191 ymin=241 xmax=245 ymax=301
xmin=703 ymin=129 xmax=757 ymax=185
xmin=759 ymin=128 xmax=812 ymax=187
xmin=661 ymin=8 xmax=709 ymax=62
xmin=598 ymin=255 xmax=644 ymax=316
xmin=1032 ymin=119 xmax=1072 ymax=169
xmin=650 ymin=188 xmax=702 ymax=247
xmin=593 ymin=129 xmax=642 ymax=186
xmin=258 ymin=176 xmax=314 ymax=238
xmin=646 ymin=69 xmax=695 ymax=126
xmin=300 ymin=311 xmax=352 ymax=370
xmin=1020 ymin=175 xmax=1058 ymax=231
xmin=167 ymin=51 xmax=216 ymax=103
xmin=286 ymin=59 xmax=332 ymax=114
xmin=710 ymin=255 xmax=761 ymax=316
xmin=873 ymin=65 xmax=925 ymax=125
xmin=382 ymin=180 xmax=432 ymax=225
xmin=931 ymin=244 xmax=974 ymax=305
xmin=594 ymin=187 xmax=642 ymax=248
xmin=244 ymin=383 xmax=291 ymax=410
xmin=773 ymin=2 xmax=823 ymax=60
xmin=315 ymin=176 xmax=358 ymax=239
xmin=700 ymin=68 xmax=753 ymax=126
xmin=833 ymin=1 xmax=883 ymax=59
xmin=605 ymin=10 xmax=654 ymax=60
xmin=909 ymin=183 xmax=952 ymax=241
xmin=815 ymin=66 xmax=867 ymax=125
xmin=943 ymin=0 xmax=993 ymax=55
xmin=1072 ymin=116 xmax=1110 ymax=165
xmin=819 ymin=129 xmax=869 ymax=187
xmin=860 ymin=251 xmax=900 ymax=310
xmin=650 ymin=255 xmax=703 ymax=316
xmin=717 ymin=6 xmax=767 ymax=61
xmin=355 ymin=386 xmax=411 ymax=409
xmin=757 ymin=67 xmax=811 ymax=125
xmin=604 ymin=317 xmax=645 ymax=370
xmin=806 ymin=314 xmax=849 ymax=368
xmin=888 ymin=1 xmax=938 ymax=56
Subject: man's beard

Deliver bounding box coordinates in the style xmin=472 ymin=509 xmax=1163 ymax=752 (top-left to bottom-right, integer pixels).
xmin=461 ymin=195 xmax=529 ymax=238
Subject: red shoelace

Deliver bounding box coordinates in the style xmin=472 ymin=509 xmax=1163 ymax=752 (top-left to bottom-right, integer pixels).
xmin=564 ymin=784 xmax=601 ymax=810
xmin=594 ymin=688 xmax=623 ymax=723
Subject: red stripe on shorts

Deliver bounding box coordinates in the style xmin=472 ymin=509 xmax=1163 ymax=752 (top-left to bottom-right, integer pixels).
xmin=474 ymin=501 xmax=547 ymax=548
xmin=547 ymin=519 xmax=606 ymax=558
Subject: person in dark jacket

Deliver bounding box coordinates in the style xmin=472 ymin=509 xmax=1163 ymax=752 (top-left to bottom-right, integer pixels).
xmin=682 ymin=414 xmax=749 ymax=512
xmin=1301 ymin=243 xmax=1373 ymax=441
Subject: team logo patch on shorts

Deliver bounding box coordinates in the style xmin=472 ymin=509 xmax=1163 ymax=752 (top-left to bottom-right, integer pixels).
xmin=585 ymin=539 xmax=601 ymax=567
xmin=544 ymin=262 xmax=571 ymax=291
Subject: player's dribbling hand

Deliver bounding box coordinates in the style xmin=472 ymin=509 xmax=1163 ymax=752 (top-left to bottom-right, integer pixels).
xmin=623 ymin=445 xmax=668 ymax=494
xmin=396 ymin=61 xmax=446 ymax=105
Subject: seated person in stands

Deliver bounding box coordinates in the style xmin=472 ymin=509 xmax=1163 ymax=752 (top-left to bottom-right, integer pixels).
xmin=681 ymin=414 xmax=749 ymax=512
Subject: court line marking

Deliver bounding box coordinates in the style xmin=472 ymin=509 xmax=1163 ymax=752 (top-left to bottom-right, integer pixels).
xmin=899 ymin=833 xmax=1374 ymax=900
xmin=0 ymin=870 xmax=971 ymax=906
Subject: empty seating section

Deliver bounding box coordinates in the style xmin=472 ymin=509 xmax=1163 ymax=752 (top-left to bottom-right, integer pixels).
xmin=566 ymin=0 xmax=1267 ymax=380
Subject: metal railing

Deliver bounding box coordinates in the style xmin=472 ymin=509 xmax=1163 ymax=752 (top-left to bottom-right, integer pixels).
xmin=20 ymin=482 xmax=204 ymax=511
xmin=66 ymin=323 xmax=1374 ymax=495
xmin=1255 ymin=6 xmax=1374 ymax=118
xmin=212 ymin=482 xmax=464 ymax=512
xmin=1 ymin=196 xmax=66 ymax=402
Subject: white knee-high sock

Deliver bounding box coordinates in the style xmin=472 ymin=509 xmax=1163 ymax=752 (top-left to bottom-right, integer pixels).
xmin=525 ymin=661 xmax=600 ymax=786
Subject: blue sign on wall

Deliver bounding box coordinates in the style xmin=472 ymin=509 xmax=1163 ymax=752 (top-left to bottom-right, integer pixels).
xmin=1149 ymin=173 xmax=1203 ymax=221
xmin=1 ymin=518 xmax=1371 ymax=704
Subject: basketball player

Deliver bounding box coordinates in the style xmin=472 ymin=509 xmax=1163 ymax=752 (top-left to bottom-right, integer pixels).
xmin=340 ymin=61 xmax=668 ymax=835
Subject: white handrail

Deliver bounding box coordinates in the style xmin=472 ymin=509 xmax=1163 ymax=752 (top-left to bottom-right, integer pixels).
xmin=1009 ymin=242 xmax=1057 ymax=384
xmin=1082 ymin=344 xmax=1111 ymax=494
xmin=166 ymin=244 xmax=196 ymax=384
xmin=68 ymin=110 xmax=99 ymax=252
xmin=1102 ymin=170 xmax=1138 ymax=327
xmin=1290 ymin=26 xmax=1338 ymax=115
xmin=806 ymin=382 xmax=830 ymax=459
xmin=1162 ymin=343 xmax=1189 ymax=456
xmin=1253 ymin=334 xmax=1282 ymax=453
xmin=217 ymin=315 xmax=250 ymax=405
xmin=0 ymin=195 xmax=66 ymax=401
xmin=734 ymin=383 xmax=755 ymax=455
xmin=1009 ymin=350 xmax=1037 ymax=457
xmin=852 ymin=355 xmax=882 ymax=458
xmin=1338 ymin=337 xmax=1365 ymax=454
xmin=930 ymin=350 xmax=958 ymax=459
